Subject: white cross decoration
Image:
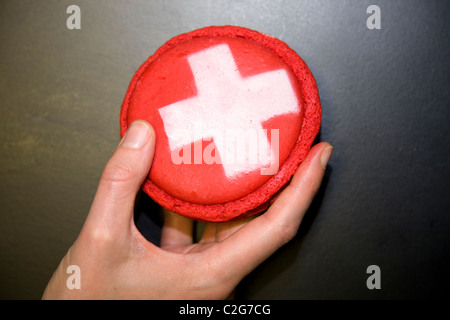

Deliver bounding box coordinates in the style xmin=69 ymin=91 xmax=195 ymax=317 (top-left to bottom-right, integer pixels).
xmin=158 ymin=44 xmax=300 ymax=178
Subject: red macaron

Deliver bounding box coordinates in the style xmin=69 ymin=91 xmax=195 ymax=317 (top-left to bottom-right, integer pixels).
xmin=120 ymin=25 xmax=321 ymax=222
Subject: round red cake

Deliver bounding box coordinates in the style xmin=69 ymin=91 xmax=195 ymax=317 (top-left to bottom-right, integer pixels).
xmin=120 ymin=26 xmax=321 ymax=222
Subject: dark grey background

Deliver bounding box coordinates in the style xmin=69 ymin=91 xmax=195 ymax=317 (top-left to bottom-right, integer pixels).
xmin=1 ymin=0 xmax=449 ymax=299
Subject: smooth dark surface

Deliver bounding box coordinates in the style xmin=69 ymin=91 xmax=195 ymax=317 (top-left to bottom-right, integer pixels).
xmin=1 ymin=0 xmax=449 ymax=299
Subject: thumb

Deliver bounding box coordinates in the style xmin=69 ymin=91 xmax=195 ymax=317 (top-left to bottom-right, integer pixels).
xmin=85 ymin=120 xmax=156 ymax=235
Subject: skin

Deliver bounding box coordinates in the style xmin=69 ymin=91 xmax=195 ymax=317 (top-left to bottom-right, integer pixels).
xmin=42 ymin=120 xmax=333 ymax=300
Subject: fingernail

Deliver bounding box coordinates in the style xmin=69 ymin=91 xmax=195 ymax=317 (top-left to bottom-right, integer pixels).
xmin=320 ymin=145 xmax=333 ymax=170
xmin=121 ymin=121 xmax=152 ymax=149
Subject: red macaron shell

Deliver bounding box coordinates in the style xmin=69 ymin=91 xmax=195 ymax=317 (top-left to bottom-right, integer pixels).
xmin=120 ymin=26 xmax=321 ymax=222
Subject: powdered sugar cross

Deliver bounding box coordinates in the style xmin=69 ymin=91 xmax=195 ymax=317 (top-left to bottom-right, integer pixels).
xmin=158 ymin=44 xmax=299 ymax=178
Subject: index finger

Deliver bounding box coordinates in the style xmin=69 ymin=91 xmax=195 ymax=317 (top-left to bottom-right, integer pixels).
xmin=212 ymin=142 xmax=333 ymax=280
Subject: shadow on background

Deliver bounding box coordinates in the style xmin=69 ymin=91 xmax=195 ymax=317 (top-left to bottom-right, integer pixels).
xmin=134 ymin=190 xmax=164 ymax=247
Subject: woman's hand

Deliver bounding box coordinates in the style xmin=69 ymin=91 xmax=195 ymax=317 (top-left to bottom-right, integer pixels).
xmin=42 ymin=120 xmax=332 ymax=299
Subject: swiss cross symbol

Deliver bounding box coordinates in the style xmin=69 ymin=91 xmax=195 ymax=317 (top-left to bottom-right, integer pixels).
xmin=158 ymin=44 xmax=299 ymax=178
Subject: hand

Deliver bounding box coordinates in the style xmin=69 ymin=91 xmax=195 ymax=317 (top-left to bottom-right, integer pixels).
xmin=42 ymin=120 xmax=333 ymax=299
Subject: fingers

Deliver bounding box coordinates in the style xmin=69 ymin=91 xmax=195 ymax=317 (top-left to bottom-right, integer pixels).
xmin=214 ymin=142 xmax=333 ymax=280
xmin=215 ymin=217 xmax=255 ymax=242
xmin=198 ymin=223 xmax=215 ymax=242
xmin=84 ymin=120 xmax=156 ymax=237
xmin=160 ymin=209 xmax=194 ymax=249
xmin=199 ymin=216 xmax=255 ymax=245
